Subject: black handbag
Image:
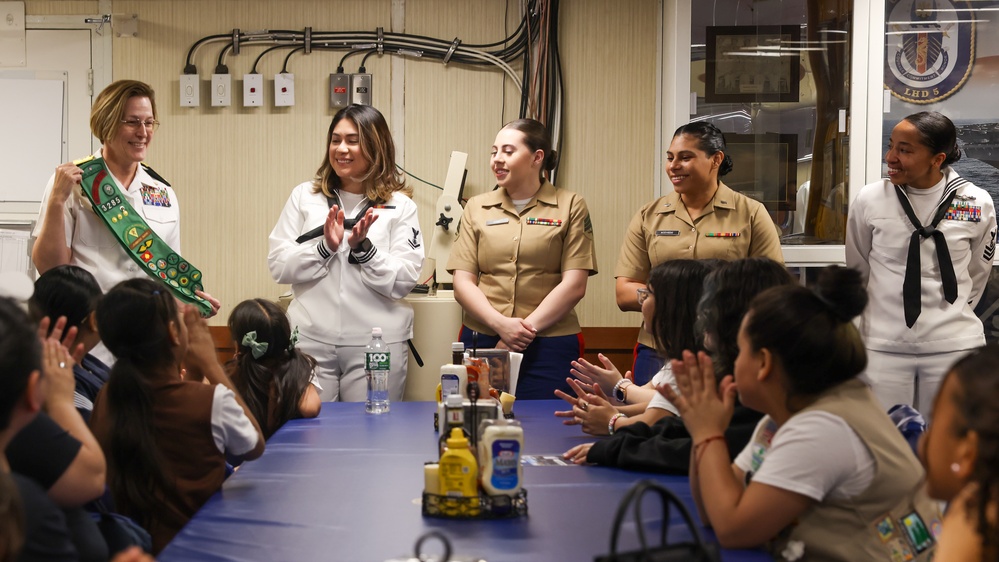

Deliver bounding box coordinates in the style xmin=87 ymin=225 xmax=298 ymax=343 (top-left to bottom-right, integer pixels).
xmin=595 ymin=479 xmax=722 ymax=562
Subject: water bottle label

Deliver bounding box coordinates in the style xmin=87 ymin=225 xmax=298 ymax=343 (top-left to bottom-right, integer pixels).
xmin=365 ymin=352 xmax=390 ymax=370
xmin=489 ymin=439 xmax=520 ymax=491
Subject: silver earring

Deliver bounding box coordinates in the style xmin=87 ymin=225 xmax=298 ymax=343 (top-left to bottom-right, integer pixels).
xmin=951 ymin=462 xmax=961 ymax=473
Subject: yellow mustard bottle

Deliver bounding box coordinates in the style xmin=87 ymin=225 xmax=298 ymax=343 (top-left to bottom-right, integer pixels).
xmin=438 ymin=427 xmax=479 ymax=515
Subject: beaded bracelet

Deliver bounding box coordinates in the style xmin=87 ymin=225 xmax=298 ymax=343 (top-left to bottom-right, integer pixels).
xmin=612 ymin=378 xmax=632 ymax=403
xmin=608 ymin=413 xmax=627 ymax=435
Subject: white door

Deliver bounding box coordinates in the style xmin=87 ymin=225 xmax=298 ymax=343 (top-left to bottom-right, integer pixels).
xmin=26 ymin=29 xmax=95 ymax=161
xmin=0 ymin=28 xmax=95 ymax=216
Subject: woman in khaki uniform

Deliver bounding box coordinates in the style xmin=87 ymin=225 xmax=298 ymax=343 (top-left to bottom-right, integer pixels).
xmin=615 ymin=121 xmax=784 ymax=385
xmin=448 ymin=119 xmax=597 ymax=400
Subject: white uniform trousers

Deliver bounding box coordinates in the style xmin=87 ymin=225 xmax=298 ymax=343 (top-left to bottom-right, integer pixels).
xmin=863 ymin=348 xmax=971 ymax=420
xmin=298 ymin=334 xmax=409 ymax=402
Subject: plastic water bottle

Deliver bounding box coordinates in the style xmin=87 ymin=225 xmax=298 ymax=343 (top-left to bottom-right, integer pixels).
xmin=365 ymin=327 xmax=390 ymax=414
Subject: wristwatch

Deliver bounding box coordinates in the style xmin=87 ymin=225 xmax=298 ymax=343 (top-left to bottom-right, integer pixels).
xmin=350 ymin=238 xmax=373 ymax=254
xmin=613 ymin=379 xmax=631 ymax=403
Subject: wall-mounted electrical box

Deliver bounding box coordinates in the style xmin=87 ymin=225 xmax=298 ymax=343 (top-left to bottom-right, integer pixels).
xmin=211 ymin=73 xmax=231 ymax=107
xmin=274 ymin=73 xmax=295 ymax=107
xmin=351 ymin=73 xmax=371 ymax=106
xmin=243 ymin=73 xmax=263 ymax=107
xmin=179 ymin=74 xmax=200 ymax=107
xmin=330 ymin=73 xmax=349 ymax=109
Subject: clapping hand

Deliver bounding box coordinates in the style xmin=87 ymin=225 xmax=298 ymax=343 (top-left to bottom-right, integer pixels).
xmin=553 ymin=376 xmax=594 ymax=426
xmin=324 ymin=205 xmax=346 ymax=252
xmin=347 ymin=207 xmax=379 ymax=249
xmin=37 ymin=316 xmax=84 ymax=363
xmin=570 ymin=353 xmax=627 ymax=397
xmin=555 ymin=377 xmax=618 ymax=436
xmin=658 ymin=350 xmax=736 ymax=443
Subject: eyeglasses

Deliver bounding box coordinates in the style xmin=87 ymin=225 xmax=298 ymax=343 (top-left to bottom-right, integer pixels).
xmin=636 ymin=287 xmax=652 ymax=305
xmin=120 ymin=119 xmax=160 ymax=131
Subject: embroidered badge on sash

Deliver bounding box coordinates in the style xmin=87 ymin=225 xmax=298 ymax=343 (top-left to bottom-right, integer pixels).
xmin=887 ymin=538 xmax=915 ymax=562
xmin=875 ymin=515 xmax=897 ymax=543
xmin=140 ymin=183 xmax=172 ymax=207
xmin=899 ymin=512 xmax=934 ymax=554
xmin=944 ymin=199 xmax=981 ymax=222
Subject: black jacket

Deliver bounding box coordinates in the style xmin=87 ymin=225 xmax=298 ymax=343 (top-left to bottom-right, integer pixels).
xmin=586 ymin=405 xmax=763 ymax=474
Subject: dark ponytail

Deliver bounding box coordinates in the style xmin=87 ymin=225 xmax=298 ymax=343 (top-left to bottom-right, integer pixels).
xmin=673 ymin=121 xmax=734 ymax=176
xmin=903 ymin=111 xmax=962 ymax=167
xmin=744 ymin=266 xmax=868 ymax=399
xmin=95 ymin=278 xmax=177 ymax=525
xmin=502 ymin=118 xmax=558 ymax=180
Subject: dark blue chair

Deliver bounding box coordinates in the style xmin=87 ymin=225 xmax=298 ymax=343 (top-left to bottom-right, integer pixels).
xmin=888 ymin=404 xmax=926 ymax=455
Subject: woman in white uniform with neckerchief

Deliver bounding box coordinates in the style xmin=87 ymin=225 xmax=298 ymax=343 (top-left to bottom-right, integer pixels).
xmin=269 ymin=104 xmax=423 ymax=402
xmin=846 ymin=111 xmax=997 ymax=417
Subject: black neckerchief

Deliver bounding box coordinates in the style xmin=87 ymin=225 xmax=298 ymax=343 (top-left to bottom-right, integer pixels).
xmin=295 ymin=189 xmax=377 ymax=244
xmin=893 ymin=175 xmax=966 ymax=327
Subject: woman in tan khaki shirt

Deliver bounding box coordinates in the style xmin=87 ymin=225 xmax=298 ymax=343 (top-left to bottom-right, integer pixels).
xmin=448 ymin=119 xmax=597 ymax=400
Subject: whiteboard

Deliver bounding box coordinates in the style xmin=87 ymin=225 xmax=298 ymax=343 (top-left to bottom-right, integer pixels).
xmin=0 ymin=73 xmax=67 ymax=203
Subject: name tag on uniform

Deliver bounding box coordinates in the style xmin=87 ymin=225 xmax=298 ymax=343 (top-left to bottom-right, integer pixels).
xmin=486 ymin=218 xmax=509 ymax=226
xmin=655 ymin=230 xmax=680 ymax=236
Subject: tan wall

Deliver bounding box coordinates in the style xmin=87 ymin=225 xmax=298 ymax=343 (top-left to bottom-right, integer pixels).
xmin=25 ymin=0 xmax=658 ymax=328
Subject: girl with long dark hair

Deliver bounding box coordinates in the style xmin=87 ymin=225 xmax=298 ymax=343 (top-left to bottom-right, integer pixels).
xmin=88 ymin=279 xmax=264 ymax=553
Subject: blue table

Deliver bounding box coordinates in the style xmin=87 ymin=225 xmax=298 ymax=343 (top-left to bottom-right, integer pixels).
xmin=159 ymin=400 xmax=771 ymax=562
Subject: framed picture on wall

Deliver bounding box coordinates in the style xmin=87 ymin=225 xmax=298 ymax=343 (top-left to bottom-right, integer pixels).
xmin=723 ymin=132 xmax=798 ymax=212
xmin=705 ymin=25 xmax=801 ymax=104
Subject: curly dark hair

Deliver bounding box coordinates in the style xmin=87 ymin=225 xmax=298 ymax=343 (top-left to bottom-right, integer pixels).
xmin=949 ymin=345 xmax=999 ymax=561
xmin=694 ymin=257 xmax=796 ymax=375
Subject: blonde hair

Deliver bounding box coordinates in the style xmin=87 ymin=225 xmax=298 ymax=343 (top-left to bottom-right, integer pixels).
xmin=90 ymin=80 xmax=157 ymax=145
xmin=313 ymin=104 xmax=411 ymax=202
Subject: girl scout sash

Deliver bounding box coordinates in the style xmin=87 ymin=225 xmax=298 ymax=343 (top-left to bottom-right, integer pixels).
xmin=77 ymin=156 xmax=212 ymax=316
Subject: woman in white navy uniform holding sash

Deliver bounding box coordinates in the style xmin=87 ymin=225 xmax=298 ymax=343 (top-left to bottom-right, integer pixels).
xmin=33 ymin=79 xmax=221 ymax=333
xmin=847 ymin=111 xmax=997 ymax=417
xmin=269 ymin=104 xmax=423 ymax=402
